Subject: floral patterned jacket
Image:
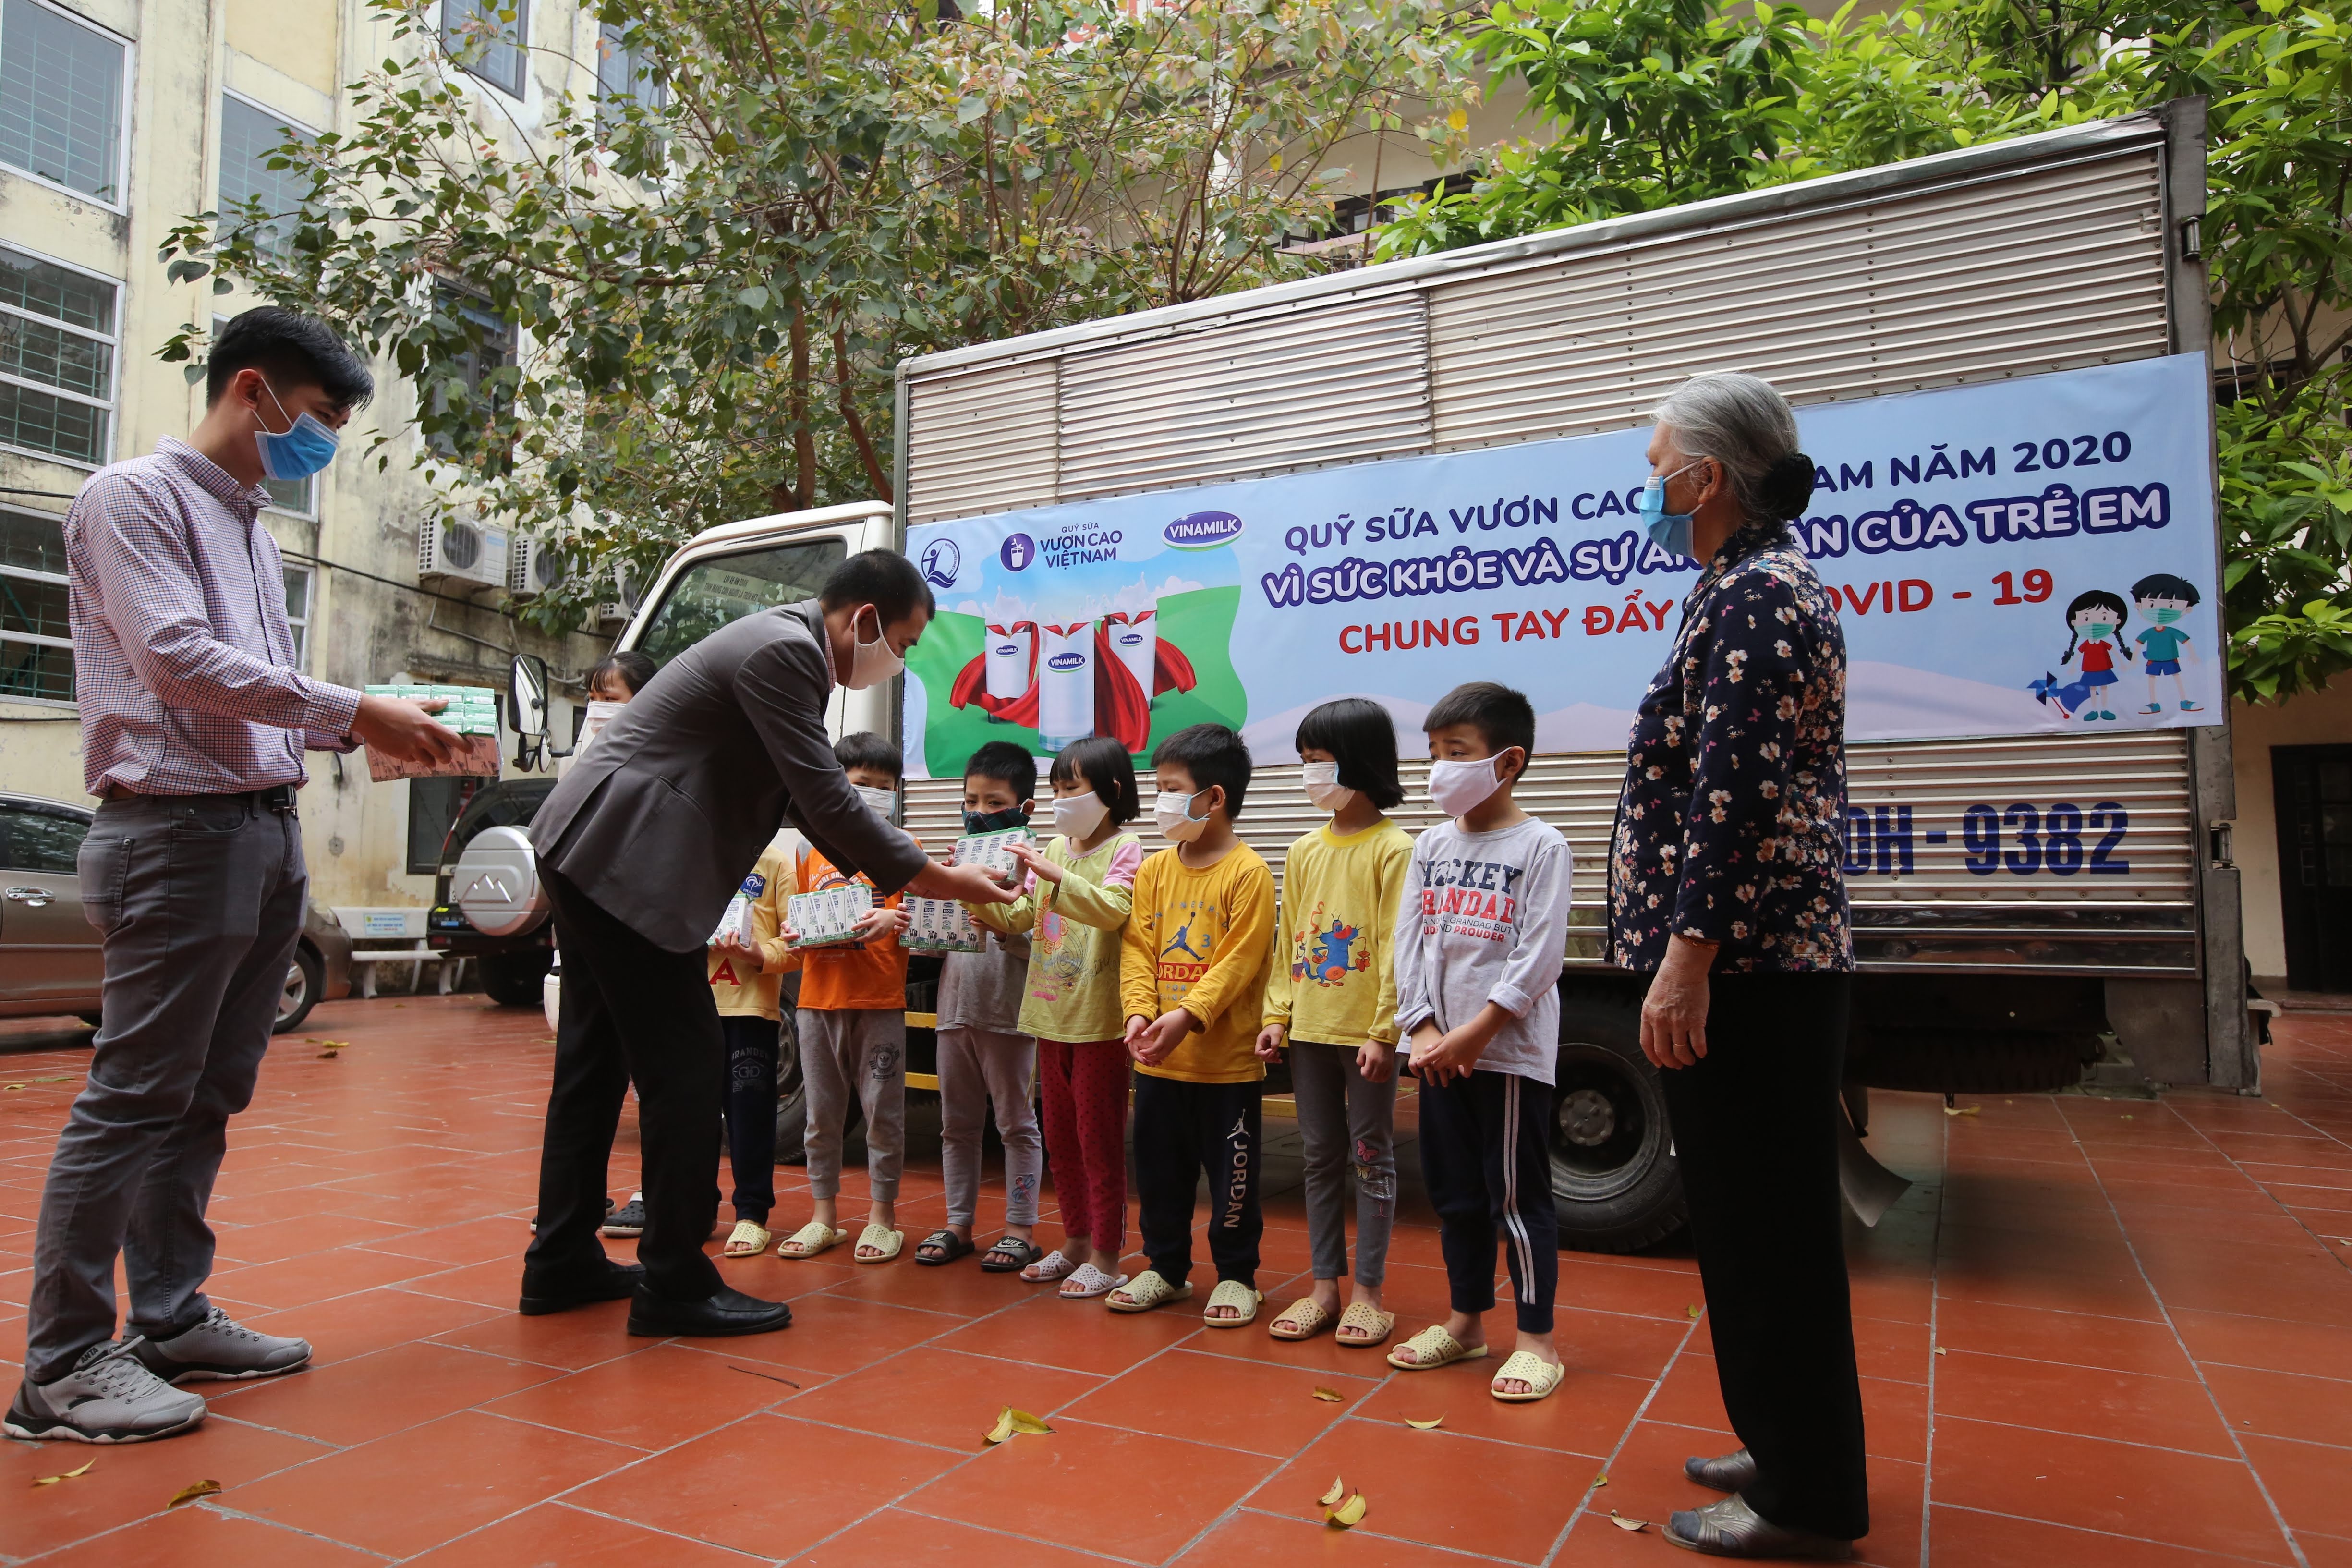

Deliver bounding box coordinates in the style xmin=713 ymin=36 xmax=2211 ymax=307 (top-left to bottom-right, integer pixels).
xmin=1607 ymin=523 xmax=1853 ymax=974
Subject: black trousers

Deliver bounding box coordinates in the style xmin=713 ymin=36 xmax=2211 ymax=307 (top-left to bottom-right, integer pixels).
xmin=721 ymin=1014 xmax=780 ymax=1223
xmin=1418 ymin=1068 xmax=1558 ymax=1334
xmin=1659 ymin=971 xmax=1869 ymax=1541
xmin=1133 ymin=1074 xmax=1262 ymax=1289
xmin=523 ymin=867 xmax=726 ymax=1303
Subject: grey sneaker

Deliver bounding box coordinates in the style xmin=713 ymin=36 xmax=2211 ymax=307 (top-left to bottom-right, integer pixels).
xmin=4 ymin=1341 xmax=207 ymax=1443
xmin=133 ymin=1307 xmax=312 ymax=1384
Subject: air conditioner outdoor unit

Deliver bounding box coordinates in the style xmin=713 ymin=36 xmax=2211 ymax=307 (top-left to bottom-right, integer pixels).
xmin=508 ymin=535 xmax=569 ymax=598
xmin=418 ymin=517 xmax=511 ymax=589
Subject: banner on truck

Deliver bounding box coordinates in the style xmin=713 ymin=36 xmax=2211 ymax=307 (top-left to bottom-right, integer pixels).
xmin=902 ymin=353 xmax=2221 ymax=778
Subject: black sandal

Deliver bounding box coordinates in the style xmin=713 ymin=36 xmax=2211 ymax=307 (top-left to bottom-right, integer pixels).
xmin=980 ymin=1235 xmax=1043 ymax=1274
xmin=914 ymin=1228 xmax=974 ymax=1267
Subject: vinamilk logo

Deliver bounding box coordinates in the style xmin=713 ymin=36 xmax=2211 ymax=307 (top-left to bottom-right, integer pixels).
xmin=1163 ymin=511 xmax=1243 ymax=550
xmin=1045 ymin=651 xmax=1086 ymax=671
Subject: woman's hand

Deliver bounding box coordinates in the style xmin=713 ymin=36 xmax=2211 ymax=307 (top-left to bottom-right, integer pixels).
xmin=1640 ymin=935 xmax=1719 ymax=1069
xmin=1006 ymin=842 xmax=1063 ymax=884
xmin=1357 ymin=1041 xmax=1397 ymax=1083
xmin=1254 ymin=1024 xmax=1287 ymax=1063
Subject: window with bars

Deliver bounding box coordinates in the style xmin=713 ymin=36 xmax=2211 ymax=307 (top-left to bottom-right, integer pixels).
xmin=282 ymin=562 xmax=314 ymax=670
xmin=218 ymin=94 xmax=316 ymax=261
xmin=595 ymin=22 xmax=665 ymax=140
xmin=0 ymin=0 xmax=126 ymax=205
xmin=427 ymin=282 xmax=514 ymax=457
xmin=0 ymin=507 xmax=73 ymax=703
xmin=441 ymin=0 xmax=527 ymax=98
xmin=0 ymin=242 xmax=116 ymax=467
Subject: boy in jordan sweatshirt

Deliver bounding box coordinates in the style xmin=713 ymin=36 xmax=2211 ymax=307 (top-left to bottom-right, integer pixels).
xmin=1114 ymin=725 xmax=1276 ymax=1328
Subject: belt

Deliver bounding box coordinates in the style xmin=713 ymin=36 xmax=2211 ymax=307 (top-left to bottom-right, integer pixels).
xmin=102 ymin=783 xmax=298 ymax=812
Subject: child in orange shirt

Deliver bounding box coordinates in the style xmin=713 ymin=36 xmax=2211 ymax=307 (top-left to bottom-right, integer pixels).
xmin=775 ymin=733 xmax=916 ymax=1265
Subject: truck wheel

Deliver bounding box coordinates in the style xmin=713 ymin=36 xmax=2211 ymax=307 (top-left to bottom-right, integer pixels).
xmin=1551 ymin=991 xmax=1688 ymax=1253
xmin=481 ymin=950 xmax=553 ymax=1007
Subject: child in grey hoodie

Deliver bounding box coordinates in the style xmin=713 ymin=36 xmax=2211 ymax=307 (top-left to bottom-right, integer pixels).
xmin=1387 ymin=682 xmax=1572 ymax=1404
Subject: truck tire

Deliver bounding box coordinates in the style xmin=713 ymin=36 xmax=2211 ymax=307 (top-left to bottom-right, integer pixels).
xmin=482 ymin=949 xmax=553 ymax=1007
xmin=1551 ymin=991 xmax=1688 ymax=1253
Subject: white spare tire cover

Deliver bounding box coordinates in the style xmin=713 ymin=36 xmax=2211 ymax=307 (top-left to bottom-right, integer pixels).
xmin=453 ymin=825 xmax=548 ymax=938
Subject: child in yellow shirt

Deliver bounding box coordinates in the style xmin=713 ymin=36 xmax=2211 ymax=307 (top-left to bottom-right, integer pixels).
xmin=1112 ymin=724 xmax=1275 ymax=1327
xmin=709 ymin=833 xmax=796 ymax=1259
xmin=1256 ymin=699 xmax=1412 ymax=1349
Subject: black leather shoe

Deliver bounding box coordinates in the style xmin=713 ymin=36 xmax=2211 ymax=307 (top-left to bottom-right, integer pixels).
xmin=518 ymin=1260 xmax=644 ymax=1316
xmin=626 ymin=1284 xmax=792 ymax=1338
xmin=1664 ymin=1495 xmax=1854 ymax=1559
xmin=1684 ymin=1447 xmax=1759 ymax=1493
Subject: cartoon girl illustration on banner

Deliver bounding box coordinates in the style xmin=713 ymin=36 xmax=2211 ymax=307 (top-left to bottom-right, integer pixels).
xmin=2130 ymin=572 xmax=2202 ymax=715
xmin=2029 ymin=589 xmax=2134 ymax=723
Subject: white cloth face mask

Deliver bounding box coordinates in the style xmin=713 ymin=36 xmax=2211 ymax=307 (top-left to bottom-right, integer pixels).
xmin=1426 ymin=754 xmax=1508 ymax=818
xmin=839 ymin=605 xmax=904 ymax=691
xmin=1300 ymin=761 xmax=1355 ymax=813
xmin=856 ymin=785 xmax=898 ymax=821
xmin=1052 ymin=790 xmax=1109 ymax=839
xmin=1153 ymin=788 xmax=1209 ymax=842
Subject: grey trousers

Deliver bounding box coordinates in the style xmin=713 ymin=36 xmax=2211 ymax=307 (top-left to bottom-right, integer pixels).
xmin=27 ymin=794 xmax=306 ymax=1382
xmin=1290 ymin=1038 xmax=1399 ymax=1288
xmin=937 ymin=1026 xmax=1041 ymax=1230
xmin=800 ymin=1008 xmax=906 ymax=1202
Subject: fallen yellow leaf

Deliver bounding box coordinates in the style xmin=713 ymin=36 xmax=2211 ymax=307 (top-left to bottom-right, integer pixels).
xmin=31 ymin=1460 xmax=93 ymax=1487
xmin=1404 ymin=1415 xmax=1443 ymax=1430
xmin=1942 ymin=1105 xmax=1980 ymax=1117
xmin=984 ymin=1406 xmax=1053 ymax=1444
xmin=166 ymin=1479 xmax=221 ymax=1509
xmin=1935 ymin=1346 xmax=1948 ymax=1356
xmin=1610 ymin=1510 xmax=1648 ymax=1532
xmin=1687 ymin=1304 xmax=1703 ymax=1319
xmin=1591 ymin=1473 xmax=1608 ymax=1489
xmin=1326 ymin=1492 xmax=1368 ymax=1528
xmin=1311 ymin=1386 xmax=1344 ymax=1403
xmin=1319 ymin=1476 xmax=1346 ymax=1507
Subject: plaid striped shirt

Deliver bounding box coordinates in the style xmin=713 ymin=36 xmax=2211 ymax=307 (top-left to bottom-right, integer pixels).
xmin=65 ymin=437 xmax=361 ymax=797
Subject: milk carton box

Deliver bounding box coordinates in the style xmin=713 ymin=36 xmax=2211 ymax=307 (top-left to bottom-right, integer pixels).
xmin=949 ymin=827 xmax=1036 ymax=881
xmin=901 ymin=896 xmax=982 ymax=953
xmin=786 ymin=884 xmax=873 ymax=948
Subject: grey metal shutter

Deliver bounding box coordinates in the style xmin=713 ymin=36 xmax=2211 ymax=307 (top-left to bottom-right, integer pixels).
xmin=1428 ymin=150 xmax=2166 ymax=448
xmin=1055 ymin=292 xmax=1433 ymax=499
xmin=904 ymin=359 xmax=1059 ymax=524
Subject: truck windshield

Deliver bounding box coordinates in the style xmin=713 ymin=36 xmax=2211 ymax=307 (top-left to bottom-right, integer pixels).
xmin=631 ymin=538 xmax=848 ymax=666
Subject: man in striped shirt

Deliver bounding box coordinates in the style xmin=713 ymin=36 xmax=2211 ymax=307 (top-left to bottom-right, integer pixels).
xmin=7 ymin=309 xmax=458 ymax=1446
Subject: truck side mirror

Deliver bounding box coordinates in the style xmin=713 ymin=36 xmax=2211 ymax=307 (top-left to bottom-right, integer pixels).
xmin=509 ymin=653 xmax=551 ymax=768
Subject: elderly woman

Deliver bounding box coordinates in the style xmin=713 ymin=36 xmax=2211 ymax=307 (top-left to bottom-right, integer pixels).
xmin=1607 ymin=372 xmax=1867 ymax=1558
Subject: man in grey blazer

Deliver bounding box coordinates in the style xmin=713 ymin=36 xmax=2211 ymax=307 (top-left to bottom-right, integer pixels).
xmin=520 ymin=550 xmax=1013 ymax=1337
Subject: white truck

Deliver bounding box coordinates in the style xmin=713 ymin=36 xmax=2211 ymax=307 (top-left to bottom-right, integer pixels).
xmin=487 ymin=102 xmax=2248 ymax=1250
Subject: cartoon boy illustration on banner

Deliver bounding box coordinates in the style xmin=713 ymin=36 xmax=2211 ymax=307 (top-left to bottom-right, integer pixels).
xmin=2130 ymin=573 xmax=2203 ymax=715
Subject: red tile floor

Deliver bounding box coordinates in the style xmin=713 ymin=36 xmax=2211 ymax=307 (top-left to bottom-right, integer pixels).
xmin=2 ymin=996 xmax=2350 ymax=1566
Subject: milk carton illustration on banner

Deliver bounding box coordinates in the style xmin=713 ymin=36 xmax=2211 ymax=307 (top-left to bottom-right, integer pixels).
xmin=984 ymin=622 xmax=1034 ymax=703
xmin=1037 ymin=621 xmax=1095 ymax=750
xmin=1103 ymin=608 xmax=1157 ymax=697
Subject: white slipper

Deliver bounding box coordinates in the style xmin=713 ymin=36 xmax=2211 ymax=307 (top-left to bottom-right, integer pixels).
xmin=1022 ymin=1248 xmax=1080 ymax=1284
xmin=1058 ymin=1262 xmax=1128 ymax=1299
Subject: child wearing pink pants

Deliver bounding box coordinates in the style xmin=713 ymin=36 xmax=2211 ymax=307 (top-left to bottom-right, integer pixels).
xmin=975 ymin=737 xmax=1143 ymax=1299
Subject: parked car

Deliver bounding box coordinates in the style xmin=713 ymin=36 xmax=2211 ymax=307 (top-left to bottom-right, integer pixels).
xmin=0 ymin=791 xmax=352 ymax=1033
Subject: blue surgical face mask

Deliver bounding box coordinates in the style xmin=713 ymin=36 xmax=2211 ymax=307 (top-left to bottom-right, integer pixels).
xmin=253 ymin=379 xmax=341 ymax=482
xmin=1638 ymin=460 xmax=1706 ymax=560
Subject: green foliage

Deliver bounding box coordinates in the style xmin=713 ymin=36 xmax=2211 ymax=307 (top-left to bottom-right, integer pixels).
xmin=1381 ymin=0 xmax=2352 ymax=704
xmin=161 ymin=0 xmax=1473 ymax=633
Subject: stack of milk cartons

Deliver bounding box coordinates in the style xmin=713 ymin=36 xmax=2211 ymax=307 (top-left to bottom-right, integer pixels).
xmin=785 ymin=883 xmax=873 ymax=948
xmin=901 ymin=895 xmax=982 ymax=954
xmin=361 ymin=683 xmax=503 ymax=779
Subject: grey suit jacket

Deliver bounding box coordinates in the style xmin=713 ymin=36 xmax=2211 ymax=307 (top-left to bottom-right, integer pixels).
xmin=531 ymin=599 xmax=930 ymax=953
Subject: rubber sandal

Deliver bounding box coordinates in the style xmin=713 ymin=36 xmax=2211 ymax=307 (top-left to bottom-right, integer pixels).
xmin=1059 ymin=1262 xmax=1128 ymax=1299
xmin=722 ymin=1220 xmax=772 ymax=1257
xmin=914 ymin=1229 xmax=974 ymax=1267
xmin=1386 ymin=1325 xmax=1489 ymax=1371
xmin=776 ymin=1221 xmax=846 ymax=1259
xmin=1268 ymin=1298 xmax=1334 ymax=1340
xmin=1490 ymin=1349 xmax=1564 ymax=1403
xmin=1336 ymin=1303 xmax=1396 ymax=1347
xmin=1022 ymin=1249 xmax=1080 ymax=1283
xmin=1203 ymin=1280 xmax=1262 ymax=1328
xmin=1106 ymin=1269 xmax=1193 ymax=1313
xmin=854 ymin=1223 xmax=904 ymax=1263
xmin=981 ymin=1235 xmax=1043 ymax=1274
